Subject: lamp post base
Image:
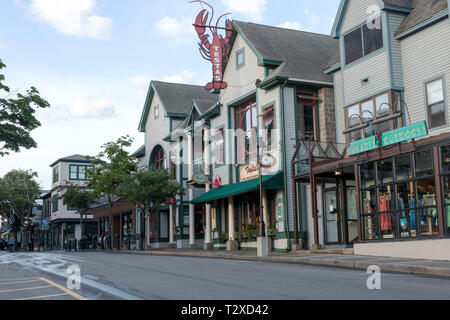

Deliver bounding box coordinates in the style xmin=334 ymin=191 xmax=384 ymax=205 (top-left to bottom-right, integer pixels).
xmin=257 ymin=237 xmax=270 ymax=257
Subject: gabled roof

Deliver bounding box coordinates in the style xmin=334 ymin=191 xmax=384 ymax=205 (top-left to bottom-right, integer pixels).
xmin=233 ymin=21 xmax=338 ymax=85
xmin=332 ymin=0 xmax=447 ymax=39
xmin=138 ymin=81 xmax=217 ymax=132
xmin=49 ymin=154 xmax=91 ymax=167
xmin=327 ymin=0 xmax=448 ymax=73
xmin=131 ymin=145 xmax=145 ymax=158
xmin=395 ymin=0 xmax=448 ymax=37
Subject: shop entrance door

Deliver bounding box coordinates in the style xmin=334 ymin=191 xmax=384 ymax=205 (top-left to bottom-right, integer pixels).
xmin=323 ymin=186 xmax=341 ymax=244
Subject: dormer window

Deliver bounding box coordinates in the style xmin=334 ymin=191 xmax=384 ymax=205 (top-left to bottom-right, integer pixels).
xmin=344 ymin=16 xmax=383 ymax=65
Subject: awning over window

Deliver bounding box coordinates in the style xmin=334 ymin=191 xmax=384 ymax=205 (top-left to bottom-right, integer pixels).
xmin=191 ymin=172 xmax=284 ymax=204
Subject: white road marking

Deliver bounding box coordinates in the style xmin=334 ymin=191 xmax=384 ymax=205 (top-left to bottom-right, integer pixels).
xmin=0 ymin=252 xmax=143 ymax=300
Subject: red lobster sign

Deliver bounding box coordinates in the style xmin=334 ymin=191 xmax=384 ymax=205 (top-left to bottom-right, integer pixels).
xmin=191 ymin=0 xmax=233 ymax=91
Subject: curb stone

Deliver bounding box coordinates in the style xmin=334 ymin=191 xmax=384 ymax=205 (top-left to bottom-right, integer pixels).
xmin=80 ymin=250 xmax=450 ymax=279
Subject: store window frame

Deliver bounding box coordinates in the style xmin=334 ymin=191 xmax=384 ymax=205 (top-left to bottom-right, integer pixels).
xmin=359 ymin=149 xmax=440 ymax=242
xmin=439 ymin=145 xmax=450 ymax=235
xmin=425 ymin=77 xmax=447 ymax=130
xmin=344 ymin=90 xmax=399 ymax=145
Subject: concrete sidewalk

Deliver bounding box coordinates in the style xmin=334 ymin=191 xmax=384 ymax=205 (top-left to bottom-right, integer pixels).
xmin=91 ymin=248 xmax=450 ymax=278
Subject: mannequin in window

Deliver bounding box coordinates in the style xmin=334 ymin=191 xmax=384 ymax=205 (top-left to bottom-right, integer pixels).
xmin=364 ymin=200 xmax=374 ymax=239
xmin=379 ymin=193 xmax=392 ymax=233
xmin=423 ymin=193 xmax=435 ymax=234
xmin=409 ymin=194 xmax=417 ymax=233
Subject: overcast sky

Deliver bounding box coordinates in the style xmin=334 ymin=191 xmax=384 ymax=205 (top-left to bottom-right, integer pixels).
xmin=0 ymin=0 xmax=340 ymax=190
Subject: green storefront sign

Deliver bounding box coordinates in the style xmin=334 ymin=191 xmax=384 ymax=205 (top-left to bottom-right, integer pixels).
xmin=382 ymin=121 xmax=428 ymax=147
xmin=350 ymin=136 xmax=379 ymax=155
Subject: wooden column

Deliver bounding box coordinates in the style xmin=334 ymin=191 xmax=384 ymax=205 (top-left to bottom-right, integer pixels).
xmin=433 ymin=146 xmax=445 ymax=236
xmin=354 ymin=162 xmax=362 ymax=242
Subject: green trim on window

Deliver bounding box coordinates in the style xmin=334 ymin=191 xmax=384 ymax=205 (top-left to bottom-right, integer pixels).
xmin=52 ymin=195 xmax=59 ymax=213
xmin=69 ymin=164 xmax=94 ymax=181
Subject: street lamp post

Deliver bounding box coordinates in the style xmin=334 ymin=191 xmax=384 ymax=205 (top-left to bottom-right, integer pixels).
xmin=257 ymin=135 xmax=265 ymax=237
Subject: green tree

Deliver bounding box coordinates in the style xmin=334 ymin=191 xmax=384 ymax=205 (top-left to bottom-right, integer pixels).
xmin=0 ymin=169 xmax=41 ymax=241
xmin=87 ymin=135 xmax=138 ymax=248
xmin=59 ymin=182 xmax=98 ymax=241
xmin=117 ymin=168 xmax=184 ymax=247
xmin=0 ymin=59 xmax=50 ymax=156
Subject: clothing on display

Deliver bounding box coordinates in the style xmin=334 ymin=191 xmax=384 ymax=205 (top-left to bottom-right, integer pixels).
xmin=409 ymin=198 xmax=416 ymax=231
xmin=379 ymin=196 xmax=392 ymax=231
xmin=423 ymin=194 xmax=435 ymax=217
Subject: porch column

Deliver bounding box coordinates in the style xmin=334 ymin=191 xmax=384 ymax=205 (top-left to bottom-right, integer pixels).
xmin=226 ymin=196 xmax=238 ymax=251
xmin=228 ymin=197 xmax=234 ymax=241
xmin=204 ymin=125 xmax=213 ymax=250
xmin=169 ymin=204 xmax=175 ymax=248
xmin=262 ymin=190 xmax=268 ymax=236
xmin=187 ymin=131 xmax=195 ymax=248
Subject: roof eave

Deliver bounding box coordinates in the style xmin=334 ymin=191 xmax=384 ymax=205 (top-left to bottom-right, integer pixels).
xmin=324 ymin=63 xmax=341 ymax=74
xmin=395 ymin=9 xmax=449 ymax=40
xmin=200 ymin=104 xmax=221 ymax=120
xmin=138 ymin=83 xmax=156 ymax=132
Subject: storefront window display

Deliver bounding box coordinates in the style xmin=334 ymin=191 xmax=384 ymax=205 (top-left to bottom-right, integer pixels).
xmin=360 ymin=149 xmax=439 ymax=241
xmin=440 ymin=146 xmax=450 ymax=235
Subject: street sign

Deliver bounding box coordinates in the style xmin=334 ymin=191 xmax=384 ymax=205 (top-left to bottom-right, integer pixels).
xmin=349 ymin=136 xmax=379 ymax=156
xmin=382 ymin=121 xmax=428 ymax=147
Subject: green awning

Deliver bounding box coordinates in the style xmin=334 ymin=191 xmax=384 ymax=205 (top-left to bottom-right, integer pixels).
xmin=191 ymin=172 xmax=284 ymax=204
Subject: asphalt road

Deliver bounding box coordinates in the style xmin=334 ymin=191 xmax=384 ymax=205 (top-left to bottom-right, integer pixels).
xmin=1 ymin=251 xmax=450 ymax=300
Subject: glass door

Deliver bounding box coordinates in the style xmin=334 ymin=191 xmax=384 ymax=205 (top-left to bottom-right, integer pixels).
xmin=324 ymin=187 xmax=341 ymax=244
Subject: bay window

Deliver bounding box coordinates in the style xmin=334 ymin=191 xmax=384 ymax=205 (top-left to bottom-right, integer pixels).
xmin=344 ymin=16 xmax=383 ymax=65
xmin=345 ymin=91 xmax=400 ymax=145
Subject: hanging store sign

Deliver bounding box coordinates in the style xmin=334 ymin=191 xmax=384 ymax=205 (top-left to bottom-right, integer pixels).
xmin=240 ymin=163 xmax=259 ymax=182
xmin=381 ymin=121 xmax=428 ymax=147
xmin=192 ymin=173 xmax=209 ymax=185
xmin=192 ymin=1 xmax=233 ymax=91
xmin=349 ymin=136 xmax=379 ymax=156
xmin=260 ymin=153 xmax=276 ymax=168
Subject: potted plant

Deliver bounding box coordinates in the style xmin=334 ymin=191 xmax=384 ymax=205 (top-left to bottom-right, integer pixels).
xmin=220 ymin=232 xmax=229 ymax=244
